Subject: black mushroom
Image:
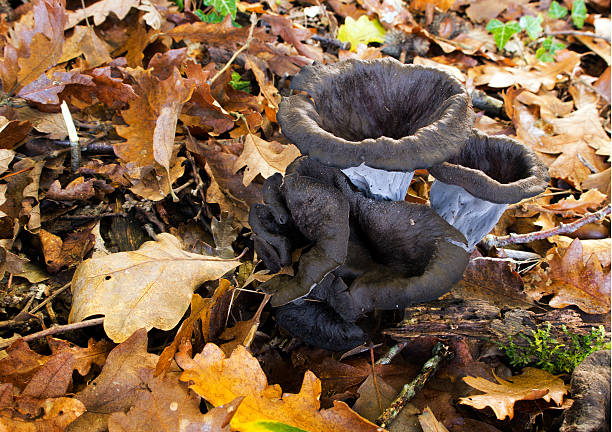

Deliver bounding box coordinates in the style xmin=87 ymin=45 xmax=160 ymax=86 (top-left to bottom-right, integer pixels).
xmin=428 ymin=129 xmax=550 ymax=249
xmin=250 ymin=157 xmax=470 ymax=350
xmin=277 ymin=58 xmax=475 ymax=200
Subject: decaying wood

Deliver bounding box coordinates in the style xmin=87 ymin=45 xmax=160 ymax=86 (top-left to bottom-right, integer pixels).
xmin=384 ymin=298 xmax=608 ymax=345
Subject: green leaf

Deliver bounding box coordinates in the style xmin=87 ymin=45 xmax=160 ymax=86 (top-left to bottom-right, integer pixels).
xmin=571 ymin=0 xmax=587 ymax=29
xmin=174 ymin=0 xmax=184 ymax=11
xmin=202 ymin=0 xmax=237 ymax=19
xmin=536 ymin=35 xmax=566 ymax=62
xmin=229 ymin=72 xmax=251 ymax=93
xmin=244 ymin=421 xmax=309 ymax=432
xmin=486 ymin=19 xmax=521 ymax=50
xmin=548 ymin=1 xmax=568 ymax=19
xmin=337 ymin=15 xmax=386 ymax=52
xmin=519 ymin=14 xmax=544 ymax=40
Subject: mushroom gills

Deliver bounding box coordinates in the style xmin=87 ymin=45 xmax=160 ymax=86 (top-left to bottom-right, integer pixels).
xmin=429 ymin=181 xmax=508 ymax=250
xmin=341 ymin=163 xmax=414 ymax=201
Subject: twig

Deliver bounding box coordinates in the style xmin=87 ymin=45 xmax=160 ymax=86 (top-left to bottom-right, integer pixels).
xmin=0 ymin=318 xmax=105 ymax=350
xmin=548 ymin=30 xmax=611 ymax=43
xmin=376 ymin=341 xmax=408 ymax=365
xmin=209 ymin=13 xmax=258 ymax=85
xmin=482 ymin=205 xmax=611 ymax=249
xmin=376 ymin=342 xmax=454 ymax=428
xmin=29 ymin=282 xmax=71 ymax=315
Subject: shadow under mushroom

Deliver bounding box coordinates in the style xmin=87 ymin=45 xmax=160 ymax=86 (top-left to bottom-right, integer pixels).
xmin=428 ymin=130 xmax=550 ymax=249
xmin=278 ymin=58 xmax=475 ymax=201
xmin=251 ymin=157 xmax=470 ymax=350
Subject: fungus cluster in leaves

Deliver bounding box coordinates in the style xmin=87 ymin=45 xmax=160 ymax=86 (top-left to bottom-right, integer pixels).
xmin=250 ymin=58 xmax=550 ymax=350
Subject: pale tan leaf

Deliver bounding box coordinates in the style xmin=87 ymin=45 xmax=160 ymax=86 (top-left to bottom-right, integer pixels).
xmin=69 ymin=233 xmax=240 ymax=342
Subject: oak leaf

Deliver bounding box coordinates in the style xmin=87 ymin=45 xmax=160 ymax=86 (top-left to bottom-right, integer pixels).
xmin=0 ymin=339 xmax=49 ymax=390
xmin=233 ymin=133 xmax=300 ymax=186
xmin=0 ymin=0 xmax=66 ymax=96
xmin=65 ymin=0 xmax=140 ymax=29
xmin=48 ymin=338 xmax=114 ymax=376
xmin=0 ymin=118 xmax=30 ymax=150
xmin=524 ymin=238 xmax=611 ymax=314
xmin=69 ymin=233 xmax=240 ymax=342
xmin=108 ymin=369 xmax=239 ymax=432
xmin=543 ymin=189 xmax=607 ymax=215
xmin=177 ymin=343 xmax=382 ymax=431
xmin=59 ymin=25 xmax=113 ymax=68
xmin=459 ymin=368 xmax=567 ymax=420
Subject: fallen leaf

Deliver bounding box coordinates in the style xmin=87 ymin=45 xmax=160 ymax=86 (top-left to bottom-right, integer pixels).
xmin=38 ymin=224 xmax=95 ymax=273
xmin=219 ymin=294 xmax=270 ymax=355
xmin=411 ymin=0 xmax=455 ymax=12
xmin=22 ymin=352 xmax=75 ymax=399
xmin=59 ymin=25 xmax=113 ymax=68
xmin=543 ymin=189 xmax=607 ymax=215
xmin=337 ymin=15 xmax=387 ymax=52
xmin=69 ymin=233 xmax=240 ymax=342
xmin=108 ymin=368 xmax=239 ymax=432
xmin=177 ymin=343 xmax=382 ymax=431
xmin=48 ymin=338 xmax=114 ymax=376
xmin=76 ymin=329 xmax=158 ymax=414
xmin=262 ymin=14 xmax=324 ymax=62
xmin=0 ymin=0 xmax=66 ymax=96
xmin=360 ymin=0 xmax=413 ymax=28
xmin=550 ymin=236 xmax=610 ymax=267
xmin=524 ymin=238 xmax=611 ymax=314
xmin=0 ymin=118 xmax=30 ymax=150
xmin=88 ymin=66 xmax=138 ymax=109
xmin=0 ymin=393 xmax=86 ymax=431
xmin=233 ymin=133 xmax=300 ymax=186
xmin=0 ymin=339 xmax=49 ymax=390
xmin=65 ymin=0 xmax=140 ymax=29
xmin=418 ymin=406 xmax=449 ymax=432
xmin=459 ymin=368 xmax=567 ymax=420
xmin=45 ymin=177 xmax=96 ymax=202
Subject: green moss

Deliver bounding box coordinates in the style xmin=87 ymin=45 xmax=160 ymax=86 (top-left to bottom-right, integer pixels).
xmin=498 ymin=324 xmax=610 ymax=374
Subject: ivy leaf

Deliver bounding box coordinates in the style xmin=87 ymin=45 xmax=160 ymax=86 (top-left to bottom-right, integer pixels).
xmin=519 ymin=14 xmax=543 ymax=40
xmin=486 ymin=19 xmax=521 ymax=50
xmin=229 ymin=72 xmax=251 ymax=93
xmin=202 ymin=0 xmax=237 ymax=19
xmin=548 ymin=1 xmax=568 ymax=19
xmin=337 ymin=16 xmax=386 ymax=52
xmin=536 ymin=36 xmax=566 ymax=62
xmin=571 ymin=0 xmax=586 ymax=29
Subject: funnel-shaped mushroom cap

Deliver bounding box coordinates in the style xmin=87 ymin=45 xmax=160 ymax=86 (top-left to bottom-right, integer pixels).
xmin=277 ymin=58 xmax=475 ymax=172
xmin=429 ymin=130 xmax=549 ymax=204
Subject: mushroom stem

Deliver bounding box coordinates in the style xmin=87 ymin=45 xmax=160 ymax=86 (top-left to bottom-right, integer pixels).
xmin=341 ymin=163 xmax=414 ymax=201
xmin=429 ymin=181 xmax=508 ymax=250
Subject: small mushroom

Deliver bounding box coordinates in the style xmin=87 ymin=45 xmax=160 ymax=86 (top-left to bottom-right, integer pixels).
xmin=251 ymin=157 xmax=470 ymax=350
xmin=429 ymin=130 xmax=549 ymax=249
xmin=277 ymin=58 xmax=474 ymax=200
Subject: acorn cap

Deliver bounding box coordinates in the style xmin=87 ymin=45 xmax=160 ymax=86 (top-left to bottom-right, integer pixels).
xmin=277 ymin=58 xmax=474 ymax=172
xmin=429 ymin=130 xmax=550 ymax=204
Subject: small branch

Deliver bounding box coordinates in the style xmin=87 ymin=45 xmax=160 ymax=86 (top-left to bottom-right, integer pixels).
xmin=482 ymin=205 xmax=611 ymax=249
xmin=376 ymin=342 xmax=454 ymax=429
xmin=29 ymin=282 xmax=71 ymax=315
xmin=0 ymin=318 xmax=105 ymax=350
xmin=376 ymin=341 xmax=408 ymax=365
xmin=548 ymin=30 xmax=611 ymax=43
xmin=209 ymin=14 xmax=258 ymax=85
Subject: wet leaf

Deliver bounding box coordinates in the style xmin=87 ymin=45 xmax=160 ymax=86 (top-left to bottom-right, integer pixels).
xmin=459 ymin=368 xmax=567 ymax=420
xmin=69 ymin=233 xmax=240 ymax=342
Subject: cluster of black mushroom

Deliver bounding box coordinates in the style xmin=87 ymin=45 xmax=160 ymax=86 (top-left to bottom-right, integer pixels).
xmin=250 ymin=58 xmax=549 ymax=351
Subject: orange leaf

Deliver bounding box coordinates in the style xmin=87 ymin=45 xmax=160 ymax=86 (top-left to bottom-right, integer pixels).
xmin=177 ymin=343 xmax=382 ymax=431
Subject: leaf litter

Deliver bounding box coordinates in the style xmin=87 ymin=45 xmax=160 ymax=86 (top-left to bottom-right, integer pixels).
xmin=0 ymin=0 xmax=609 ymax=430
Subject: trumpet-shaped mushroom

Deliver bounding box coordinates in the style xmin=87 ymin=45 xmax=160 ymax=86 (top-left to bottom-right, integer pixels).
xmin=429 ymin=130 xmax=549 ymax=249
xmin=251 ymin=157 xmax=470 ymax=350
xmin=277 ymin=58 xmax=474 ymax=200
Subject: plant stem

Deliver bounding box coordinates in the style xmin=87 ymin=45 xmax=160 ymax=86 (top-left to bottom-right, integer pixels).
xmin=0 ymin=318 xmax=105 ymax=350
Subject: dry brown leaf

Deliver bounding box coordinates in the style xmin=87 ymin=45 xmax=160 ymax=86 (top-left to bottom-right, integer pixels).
xmin=418 ymin=406 xmax=449 ymax=432
xmin=0 ymin=118 xmax=30 ymax=150
xmin=524 ymin=238 xmax=611 ymax=314
xmin=219 ymin=294 xmax=270 ymax=355
xmin=129 ymin=156 xmax=186 ymax=201
xmin=69 ymin=233 xmax=240 ymax=342
xmin=0 ymin=339 xmax=49 ymax=390
xmin=22 ymin=352 xmax=75 ymax=399
xmin=38 ymin=224 xmax=95 ymax=273
xmin=411 ymin=0 xmax=454 ymax=12
xmin=468 ymin=51 xmax=581 ymax=93
xmin=0 ymin=392 xmax=86 ymax=432
xmin=360 ymin=0 xmax=414 ymax=27
xmin=515 ymin=90 xmax=574 ymax=122
xmin=155 ymin=279 xmax=234 ymax=376
xmin=262 ymin=14 xmax=324 ymax=62
xmin=48 ymin=338 xmax=115 ymax=376
xmin=0 ymin=0 xmax=66 ymax=96
xmin=543 ymin=189 xmax=607 ymax=215
xmin=115 ymin=66 xmax=194 ymax=175
xmin=59 ymin=25 xmax=113 ymax=68
xmin=245 ymin=55 xmax=281 ymax=115
xmin=108 ymin=368 xmax=239 ymax=432
xmin=65 ymin=0 xmax=140 ymax=29
xmin=0 ymin=149 xmax=15 ymax=175
xmin=76 ymin=329 xmax=158 ymax=415
xmin=233 ymin=133 xmax=300 ymax=186
xmin=46 ymin=177 xmax=96 ymax=202
xmin=551 ymin=236 xmax=611 ymax=267
xmin=459 ymin=368 xmax=567 ymax=420
xmin=177 ymin=343 xmax=382 ymax=431
xmin=88 ymin=66 xmax=138 ymax=109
